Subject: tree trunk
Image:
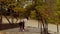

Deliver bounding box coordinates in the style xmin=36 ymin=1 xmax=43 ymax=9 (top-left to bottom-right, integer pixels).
xmin=0 ymin=12 xmax=2 ymax=24
xmin=0 ymin=12 xmax=2 ymax=28
xmin=40 ymin=21 xmax=43 ymax=34
xmin=4 ymin=16 xmax=11 ymax=24
xmin=11 ymin=17 xmax=14 ymax=24
xmin=42 ymin=17 xmax=48 ymax=34
xmin=38 ymin=20 xmax=40 ymax=28
xmin=57 ymin=24 xmax=59 ymax=34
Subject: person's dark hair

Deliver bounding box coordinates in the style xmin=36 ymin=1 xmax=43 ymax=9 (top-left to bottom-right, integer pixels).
xmin=26 ymin=17 xmax=28 ymax=20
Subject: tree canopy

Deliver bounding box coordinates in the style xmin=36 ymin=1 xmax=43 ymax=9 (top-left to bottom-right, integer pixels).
xmin=0 ymin=0 xmax=60 ymax=24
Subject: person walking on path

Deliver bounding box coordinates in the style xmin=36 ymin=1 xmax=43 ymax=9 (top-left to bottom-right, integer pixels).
xmin=19 ymin=19 xmax=25 ymax=31
xmin=19 ymin=17 xmax=28 ymax=32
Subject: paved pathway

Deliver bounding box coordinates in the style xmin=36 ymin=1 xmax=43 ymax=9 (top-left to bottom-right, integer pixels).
xmin=0 ymin=27 xmax=40 ymax=34
xmin=0 ymin=32 xmax=40 ymax=34
xmin=0 ymin=27 xmax=40 ymax=32
xmin=0 ymin=25 xmax=60 ymax=34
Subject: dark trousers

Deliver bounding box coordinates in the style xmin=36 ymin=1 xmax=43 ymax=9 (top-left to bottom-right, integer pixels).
xmin=19 ymin=22 xmax=24 ymax=31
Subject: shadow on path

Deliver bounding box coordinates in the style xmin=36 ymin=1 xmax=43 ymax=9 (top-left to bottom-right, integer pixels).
xmin=0 ymin=23 xmax=19 ymax=30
